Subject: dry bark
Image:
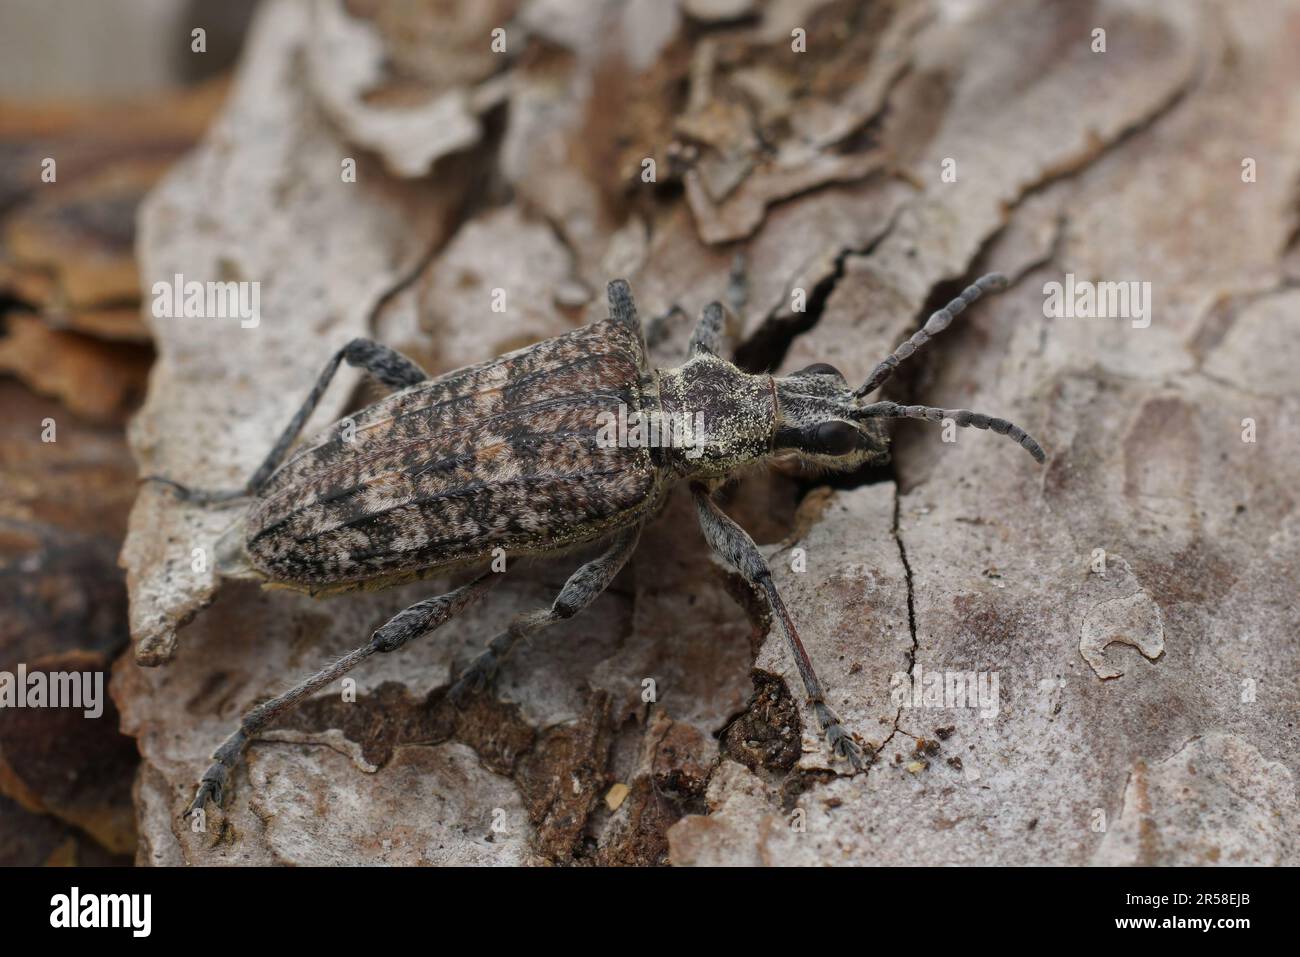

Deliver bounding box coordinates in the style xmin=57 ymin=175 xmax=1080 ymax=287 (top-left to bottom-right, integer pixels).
xmin=117 ymin=0 xmax=1299 ymax=865
xmin=0 ymin=73 xmax=226 ymax=866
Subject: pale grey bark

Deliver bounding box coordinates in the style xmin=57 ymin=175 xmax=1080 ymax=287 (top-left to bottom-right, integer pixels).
xmin=118 ymin=0 xmax=1299 ymax=865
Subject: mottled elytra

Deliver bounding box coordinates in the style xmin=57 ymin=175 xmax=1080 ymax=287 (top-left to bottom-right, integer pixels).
xmin=148 ymin=273 xmax=1045 ymax=816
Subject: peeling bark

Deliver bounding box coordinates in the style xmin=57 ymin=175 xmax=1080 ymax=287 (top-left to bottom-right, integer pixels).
xmin=118 ymin=0 xmax=1299 ymax=865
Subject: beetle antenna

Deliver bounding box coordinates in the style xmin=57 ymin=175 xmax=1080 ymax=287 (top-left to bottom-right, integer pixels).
xmin=854 ymin=400 xmax=1046 ymax=462
xmin=855 ymin=273 xmax=1008 ymax=397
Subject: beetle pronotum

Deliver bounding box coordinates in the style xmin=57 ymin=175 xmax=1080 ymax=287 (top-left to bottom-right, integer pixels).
xmin=149 ymin=273 xmax=1044 ymax=815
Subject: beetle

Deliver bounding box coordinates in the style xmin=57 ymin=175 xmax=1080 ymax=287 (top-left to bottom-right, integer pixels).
xmin=149 ymin=273 xmax=1045 ymax=816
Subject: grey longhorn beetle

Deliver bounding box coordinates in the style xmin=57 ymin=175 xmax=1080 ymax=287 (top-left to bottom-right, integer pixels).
xmin=148 ymin=272 xmax=1045 ymax=817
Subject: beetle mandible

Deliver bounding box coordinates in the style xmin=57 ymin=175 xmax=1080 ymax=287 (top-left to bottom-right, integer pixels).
xmin=149 ymin=273 xmax=1045 ymax=816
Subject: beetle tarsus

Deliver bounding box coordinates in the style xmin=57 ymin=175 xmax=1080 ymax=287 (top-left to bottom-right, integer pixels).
xmin=142 ymin=474 xmax=249 ymax=505
xmin=186 ymin=772 xmax=225 ymax=817
xmin=819 ymin=706 xmax=869 ymax=772
xmin=448 ymin=651 xmax=499 ymax=707
xmin=184 ymin=727 xmax=249 ymax=818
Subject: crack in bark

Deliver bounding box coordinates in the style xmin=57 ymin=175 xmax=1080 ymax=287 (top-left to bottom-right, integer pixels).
xmin=867 ymin=483 xmax=917 ymax=772
xmin=733 ymin=202 xmax=909 ymax=374
xmin=735 ymin=40 xmax=1197 ymax=382
xmin=1189 ymin=276 xmax=1300 ymax=372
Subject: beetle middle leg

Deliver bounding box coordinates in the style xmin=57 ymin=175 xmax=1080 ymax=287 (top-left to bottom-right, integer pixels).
xmin=448 ymin=523 xmax=643 ymax=705
xmin=147 ymin=338 xmax=428 ymax=505
xmin=186 ymin=569 xmax=499 ymax=815
xmin=691 ymin=483 xmax=867 ymax=771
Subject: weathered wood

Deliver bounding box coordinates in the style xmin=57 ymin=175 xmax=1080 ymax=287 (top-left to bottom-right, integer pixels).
xmin=118 ymin=0 xmax=1299 ymax=865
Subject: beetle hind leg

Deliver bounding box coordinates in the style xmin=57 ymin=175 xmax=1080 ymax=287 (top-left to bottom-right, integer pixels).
xmin=138 ymin=475 xmax=248 ymax=506
xmin=184 ymin=571 xmax=498 ymax=819
xmin=448 ymin=524 xmax=642 ymax=707
xmin=147 ymin=337 xmax=429 ymax=505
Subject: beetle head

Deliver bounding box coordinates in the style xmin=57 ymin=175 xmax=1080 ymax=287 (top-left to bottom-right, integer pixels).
xmin=771 ymin=352 xmax=1046 ymax=472
xmin=772 ymin=363 xmax=891 ymax=471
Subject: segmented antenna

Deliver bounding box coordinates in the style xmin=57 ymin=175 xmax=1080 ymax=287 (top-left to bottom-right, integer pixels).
xmin=855 ymin=273 xmax=1009 ymax=397
xmin=855 ymin=400 xmax=1046 ymax=462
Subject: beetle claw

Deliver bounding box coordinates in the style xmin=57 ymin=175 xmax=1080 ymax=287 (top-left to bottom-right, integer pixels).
xmin=448 ymin=650 xmax=499 ymax=708
xmin=814 ymin=702 xmax=869 ymax=774
xmin=827 ymin=724 xmax=868 ymax=772
xmin=183 ymin=766 xmax=228 ymax=824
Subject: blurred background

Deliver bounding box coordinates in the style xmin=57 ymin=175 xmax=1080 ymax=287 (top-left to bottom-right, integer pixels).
xmin=0 ymin=0 xmax=253 ymax=866
xmin=4 ymin=0 xmax=1297 ymax=868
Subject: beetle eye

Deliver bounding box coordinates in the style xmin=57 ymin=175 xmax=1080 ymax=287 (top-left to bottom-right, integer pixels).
xmin=812 ymin=420 xmax=861 ymax=456
xmin=795 ymin=362 xmax=844 ymax=379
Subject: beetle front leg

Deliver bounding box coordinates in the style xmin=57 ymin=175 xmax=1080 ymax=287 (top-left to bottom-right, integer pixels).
xmin=186 ymin=570 xmax=499 ymax=817
xmin=147 ymin=338 xmax=429 ymax=505
xmin=691 ymin=483 xmax=866 ymax=771
xmin=687 ymin=302 xmax=727 ymax=358
xmin=686 ymin=254 xmax=747 ymax=359
xmin=448 ymin=523 xmax=642 ymax=705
